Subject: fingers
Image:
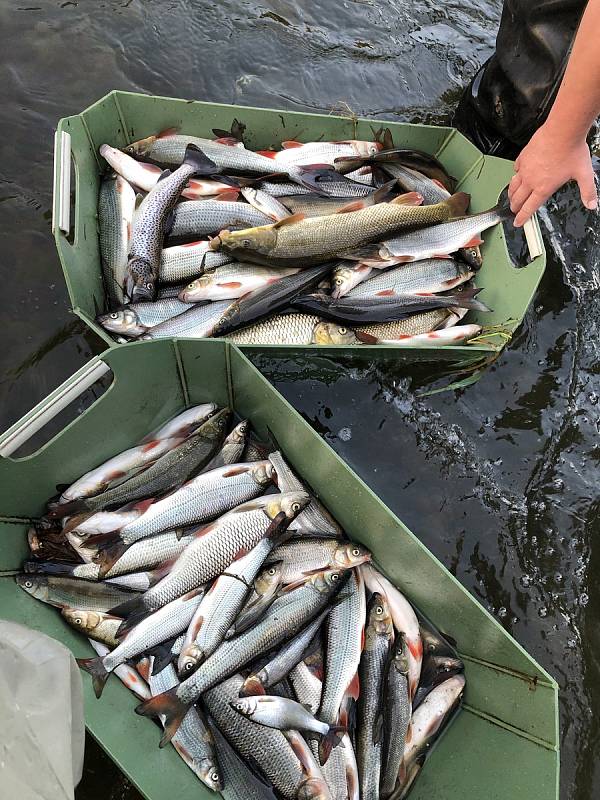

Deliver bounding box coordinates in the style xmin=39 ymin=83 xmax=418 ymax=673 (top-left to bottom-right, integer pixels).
xmin=576 ymin=163 xmax=598 ymax=210
xmin=509 ymin=182 xmax=532 ymax=214
xmin=514 ymin=191 xmax=545 ymax=227
xmin=508 ymin=173 xmax=522 ymax=200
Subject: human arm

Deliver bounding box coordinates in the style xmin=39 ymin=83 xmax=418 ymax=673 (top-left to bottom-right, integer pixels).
xmin=508 ymin=0 xmax=600 ymax=227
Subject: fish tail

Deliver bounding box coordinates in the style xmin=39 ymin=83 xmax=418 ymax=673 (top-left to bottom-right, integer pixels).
xmin=77 ymin=656 xmax=110 ymax=698
xmin=61 ymin=512 xmax=104 ymax=536
xmin=183 ymin=144 xmax=218 ymax=176
xmin=109 ymin=594 xmax=146 ymax=622
xmin=493 ymin=197 xmax=514 ymax=222
xmin=23 ymin=560 xmax=74 ymax=577
xmin=46 ymin=498 xmax=87 ymax=520
xmin=83 ymin=529 xmax=122 ymax=547
xmin=239 ymin=674 xmax=267 ymax=697
xmin=135 ymin=688 xmax=190 ymax=746
xmin=445 ymin=191 xmax=471 ymax=218
xmin=295 ymin=165 xmax=339 ymax=195
xmin=92 ymin=540 xmax=128 ymax=578
xmin=447 ymin=286 xmax=491 ymax=313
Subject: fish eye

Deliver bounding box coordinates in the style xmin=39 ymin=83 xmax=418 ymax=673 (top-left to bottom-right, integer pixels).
xmin=234 ymin=702 xmax=244 ymax=710
xmin=376 ymin=605 xmax=384 ymax=614
xmin=333 ymin=277 xmax=343 ymax=285
xmin=291 ymin=502 xmax=301 ymax=512
xmin=110 ymin=313 xmax=118 ymax=319
xmin=24 ymin=580 xmax=33 ymax=588
xmin=145 ymin=282 xmax=153 ymax=289
xmin=74 ymin=617 xmax=82 ymax=625
xmin=187 ymin=283 xmax=195 ymax=289
xmin=351 ymin=547 xmax=360 ymax=556
xmin=210 ymin=772 xmax=219 ymax=782
xmin=338 ymin=327 xmax=347 ymax=335
xmin=242 ymin=239 xmax=252 ymax=248
xmin=184 ymin=662 xmax=195 ymax=671
xmin=268 ymin=567 xmax=276 ymax=575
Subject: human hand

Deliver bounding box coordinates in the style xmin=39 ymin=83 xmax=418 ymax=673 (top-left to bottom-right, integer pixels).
xmin=508 ymin=123 xmax=597 ymax=227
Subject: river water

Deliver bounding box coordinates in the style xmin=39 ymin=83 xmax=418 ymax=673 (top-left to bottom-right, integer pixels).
xmin=0 ymin=2 xmax=597 ymax=799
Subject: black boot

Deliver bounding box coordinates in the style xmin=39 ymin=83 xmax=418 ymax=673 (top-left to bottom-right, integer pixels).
xmin=453 ymin=0 xmax=587 ymax=157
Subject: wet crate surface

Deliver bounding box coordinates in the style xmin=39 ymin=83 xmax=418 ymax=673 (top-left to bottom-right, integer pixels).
xmin=53 ymin=91 xmax=546 ymax=363
xmin=0 ymin=340 xmax=558 ymax=800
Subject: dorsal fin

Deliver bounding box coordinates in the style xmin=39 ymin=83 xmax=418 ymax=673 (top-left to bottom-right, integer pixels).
xmin=272 ymin=213 xmax=305 ymax=229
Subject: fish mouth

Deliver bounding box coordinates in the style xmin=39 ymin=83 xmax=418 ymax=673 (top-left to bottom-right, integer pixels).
xmin=209 ymin=235 xmax=223 ymax=251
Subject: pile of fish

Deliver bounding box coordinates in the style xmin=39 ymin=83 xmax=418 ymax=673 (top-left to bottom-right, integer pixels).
xmin=94 ymin=126 xmax=510 ymax=347
xmin=18 ymin=403 xmax=465 ymax=799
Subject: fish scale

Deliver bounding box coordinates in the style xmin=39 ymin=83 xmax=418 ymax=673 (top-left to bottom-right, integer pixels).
xmin=354 ymin=309 xmax=453 ymax=340
xmin=119 ymin=462 xmax=273 ymax=545
xmin=170 ymin=201 xmax=272 ymax=238
xmin=160 ymin=242 xmax=232 ymax=283
xmin=347 ymin=259 xmax=472 ymax=298
xmin=204 ymin=674 xmax=305 ymax=800
xmin=226 ymin=313 xmax=324 ymax=345
xmin=174 ymin=568 xmax=343 ymax=704
xmin=141 ymin=507 xmax=274 ymax=612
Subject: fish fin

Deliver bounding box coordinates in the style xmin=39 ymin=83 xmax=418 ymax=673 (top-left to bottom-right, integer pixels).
xmin=213 ymin=136 xmax=240 ymax=146
xmin=77 ymin=656 xmax=110 ymax=699
xmin=463 ymin=236 xmax=484 ymax=247
xmin=372 ymin=179 xmax=400 ymax=203
xmin=132 ymin=496 xmax=155 ymax=513
xmin=265 ymin=511 xmax=289 ymax=540
xmin=296 ymin=166 xmax=341 ymax=195
xmin=318 ymin=726 xmax=346 ymax=765
xmin=281 ymin=140 xmax=303 ymax=148
xmin=217 ymin=281 xmax=243 ymax=289
xmin=109 ymin=594 xmax=146 ymax=620
xmin=93 ymin=540 xmax=128 ymax=578
xmin=222 ymin=465 xmax=251 ymax=479
xmin=445 ymin=191 xmax=471 ymax=218
xmin=83 ymin=530 xmax=121 ymax=547
xmin=493 ymin=197 xmax=513 ymax=221
xmin=446 ymin=286 xmax=491 ymax=313
xmin=183 ymin=144 xmax=219 ymax=176
xmin=157 ymin=169 xmax=172 ymax=183
xmin=346 ymin=672 xmax=360 ymax=701
xmin=272 ymin=213 xmax=305 ymax=229
xmin=146 ymin=641 xmax=178 ymax=674
xmin=213 ymin=189 xmax=240 ymax=201
xmin=135 ymin=688 xmax=190 ymax=746
xmin=61 ymin=512 xmax=96 ymax=535
xmin=239 ymin=675 xmax=267 ymax=697
xmin=390 ymin=191 xmax=423 ymax=206
xmin=374 ymin=289 xmax=396 ymax=297
xmin=115 ymin=606 xmax=153 ymax=637
xmin=432 ymin=253 xmax=452 ymax=259
xmin=46 ymin=498 xmax=86 ymax=519
xmin=55 ymin=483 xmax=69 ymax=493
xmin=157 ymin=127 xmax=179 ymax=139
xmin=354 ymin=331 xmax=378 ymax=344
xmin=335 ymin=201 xmax=365 ymax=213
xmin=136 ymin=658 xmax=151 ymax=682
xmin=256 ymin=150 xmax=277 ymax=158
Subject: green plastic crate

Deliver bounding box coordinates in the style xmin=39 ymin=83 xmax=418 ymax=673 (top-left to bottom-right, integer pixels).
xmin=52 ymin=90 xmax=546 ymax=363
xmin=0 ymin=340 xmax=558 ymax=800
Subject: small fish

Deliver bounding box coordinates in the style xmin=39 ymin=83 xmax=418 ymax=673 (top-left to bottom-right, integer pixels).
xmin=62 ymin=608 xmax=122 ymax=648
xmin=126 ymin=144 xmax=217 ymax=302
xmin=225 ymin=314 xmax=362 ymax=346
xmin=352 ymin=309 xmax=457 ymax=343
xmin=412 ymin=621 xmax=464 ymax=709
xmin=380 ymin=634 xmax=411 ymax=798
xmin=180 ymin=264 xmax=301 ymax=302
xmin=141 ymin=300 xmax=235 ymax=339
xmin=260 ymin=140 xmax=381 ymax=168
xmin=98 ymin=175 xmax=136 ymax=306
xmin=160 ymin=240 xmax=233 ymax=284
xmin=170 ymin=200 xmax=273 ymax=238
xmin=347 ymin=259 xmax=473 ymax=298
xmin=378 ymin=162 xmax=450 ymax=205
xmin=241 ymin=187 xmax=292 ymax=221
xmin=365 ymin=324 xmax=482 ymax=346
xmin=224 ymin=560 xmax=284 ymax=639
xmin=230 ymin=695 xmax=345 ymax=755
xmin=279 ymin=182 xmax=396 ymax=218
xmin=97 ymin=299 xmax=194 ymax=337
xmin=356 ymin=593 xmax=394 ymax=796
xmin=266 ymin=539 xmax=370 ymax=584
xmin=16 ymin=573 xmax=138 ymax=612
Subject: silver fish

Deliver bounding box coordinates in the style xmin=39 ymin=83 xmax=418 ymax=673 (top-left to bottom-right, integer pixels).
xmin=224 ymin=560 xmax=284 ymax=639
xmin=268 ymin=451 xmax=343 ymax=537
xmin=225 ymin=314 xmax=362 ymax=346
xmin=201 ymin=419 xmax=249 ymax=472
xmin=16 ymin=573 xmax=138 ymax=612
xmin=141 ymin=300 xmax=235 ymax=339
xmin=170 ymin=201 xmax=272 ymax=238
xmin=146 ymin=659 xmax=222 ymax=792
xmin=97 ymin=299 xmax=194 ymax=337
xmin=290 ymin=650 xmax=324 ymax=716
xmin=380 ymin=634 xmax=411 ymax=799
xmin=356 ymin=593 xmax=394 ymax=798
xmin=347 ymin=259 xmax=473 ymax=298
xmin=379 ymin=163 xmax=450 ymax=205
xmin=318 ymin=571 xmax=365 ymax=729
xmin=117 ymin=460 xmax=275 ymax=546
xmin=241 ymin=187 xmax=292 ymax=221
xmin=98 ymin=175 xmax=136 ymax=306
xmin=266 ymin=539 xmax=370 ymax=584
xmin=160 ymin=240 xmax=233 ymax=284
xmin=61 ymin=608 xmax=122 ymax=648
xmin=209 ymin=720 xmax=278 ymax=800
xmin=77 ymin=586 xmax=206 ymax=697
xmin=180 ymin=264 xmax=301 ymax=302
xmin=127 ymin=144 xmax=217 ymax=302
xmin=144 ymin=403 xmax=218 ymax=441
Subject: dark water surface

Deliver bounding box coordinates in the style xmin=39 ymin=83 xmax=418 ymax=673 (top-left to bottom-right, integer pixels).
xmin=0 ymin=2 xmax=597 ymax=799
